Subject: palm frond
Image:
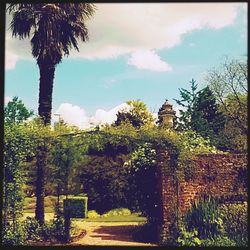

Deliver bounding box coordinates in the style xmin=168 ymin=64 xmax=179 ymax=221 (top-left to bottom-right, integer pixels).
xmin=9 ymin=3 xmax=95 ymax=64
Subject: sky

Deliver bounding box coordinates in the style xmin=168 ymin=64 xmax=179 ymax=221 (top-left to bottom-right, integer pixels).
xmin=4 ymin=2 xmax=247 ymax=129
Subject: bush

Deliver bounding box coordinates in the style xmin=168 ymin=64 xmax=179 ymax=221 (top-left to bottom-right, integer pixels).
xmin=219 ymin=202 xmax=248 ymax=246
xmin=176 ymin=227 xmax=201 ymax=246
xmin=52 ymin=213 xmax=66 ymax=242
xmin=102 ymin=208 xmax=132 ymax=217
xmin=184 ymin=195 xmax=224 ymax=239
xmin=2 ymin=223 xmax=27 ymax=246
xmin=87 ymin=210 xmax=100 ymax=218
xmin=63 ymin=197 xmax=88 ymax=218
xmin=23 ymin=217 xmax=41 ymax=241
xmin=201 ymin=236 xmax=236 ymax=246
xmin=40 ymin=204 xmax=67 ymax=243
xmin=40 ymin=221 xmax=55 ymax=241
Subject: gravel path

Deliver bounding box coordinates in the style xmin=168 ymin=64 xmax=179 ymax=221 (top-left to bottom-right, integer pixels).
xmin=69 ymin=221 xmax=158 ymax=246
xmin=23 ymin=213 xmax=158 ymax=246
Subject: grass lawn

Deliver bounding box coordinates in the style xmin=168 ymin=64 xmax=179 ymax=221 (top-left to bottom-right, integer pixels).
xmin=78 ymin=214 xmax=147 ymax=223
xmin=23 ymin=196 xmax=147 ymax=223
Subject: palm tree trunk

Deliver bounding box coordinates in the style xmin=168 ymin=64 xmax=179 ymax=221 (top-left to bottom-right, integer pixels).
xmin=35 ymin=62 xmax=55 ymax=225
xmin=38 ymin=63 xmax=55 ymax=125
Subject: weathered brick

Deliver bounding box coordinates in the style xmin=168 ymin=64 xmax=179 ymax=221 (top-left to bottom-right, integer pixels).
xmin=157 ymin=150 xmax=247 ymax=245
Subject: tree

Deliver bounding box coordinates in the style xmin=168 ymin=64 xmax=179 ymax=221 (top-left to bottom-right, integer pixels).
xmin=50 ymin=124 xmax=84 ymax=203
xmin=76 ymin=154 xmax=131 ymax=213
xmin=206 ymin=58 xmax=247 ymax=135
xmin=4 ymin=96 xmax=34 ymax=124
xmin=173 ymin=79 xmax=199 ymax=131
xmin=216 ymin=94 xmax=247 ymax=152
xmin=115 ymin=100 xmax=155 ymax=128
xmin=190 ymin=86 xmax=225 ymax=146
xmin=7 ymin=3 xmax=95 ymax=225
xmin=3 ymin=123 xmax=35 ymax=235
xmin=174 ymin=80 xmax=225 ymax=147
xmin=7 ymin=3 xmax=95 ymax=125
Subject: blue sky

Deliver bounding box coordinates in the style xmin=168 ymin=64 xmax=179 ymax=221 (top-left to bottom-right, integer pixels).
xmin=5 ymin=3 xmax=247 ymax=128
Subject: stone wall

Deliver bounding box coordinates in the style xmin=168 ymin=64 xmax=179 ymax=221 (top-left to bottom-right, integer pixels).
xmin=157 ymin=152 xmax=248 ymax=245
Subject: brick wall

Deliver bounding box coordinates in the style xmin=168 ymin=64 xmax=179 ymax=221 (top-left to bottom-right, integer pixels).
xmin=178 ymin=153 xmax=247 ymax=214
xmin=157 ymin=152 xmax=248 ymax=244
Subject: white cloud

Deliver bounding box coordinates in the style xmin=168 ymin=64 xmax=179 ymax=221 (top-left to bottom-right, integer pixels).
xmin=72 ymin=3 xmax=244 ymax=59
xmin=5 ymin=51 xmax=18 ymax=70
xmin=128 ymin=50 xmax=172 ymax=72
xmin=53 ymin=102 xmax=132 ymax=129
xmin=54 ymin=103 xmax=90 ymax=129
xmin=5 ymin=3 xmax=246 ymax=69
xmin=90 ymin=103 xmax=131 ymax=126
xmin=4 ymin=96 xmax=12 ymax=105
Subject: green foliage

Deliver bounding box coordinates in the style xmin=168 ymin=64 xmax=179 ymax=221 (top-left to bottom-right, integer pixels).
xmin=2 ymin=223 xmax=27 ymax=246
xmin=201 ymin=236 xmax=236 ymax=247
xmin=184 ymin=195 xmax=224 ymax=239
xmin=40 ymin=222 xmax=55 ymax=241
xmin=217 ymin=94 xmax=247 ymax=152
xmin=176 ymin=196 xmax=244 ymax=247
xmin=63 ymin=197 xmax=88 ymax=218
xmin=174 ymin=80 xmax=225 ymax=148
xmin=50 ymin=127 xmax=85 ymax=197
xmin=23 ymin=217 xmax=42 ymax=241
xmin=102 ymin=208 xmax=132 ymax=217
xmin=173 ymin=78 xmax=198 ymax=131
xmin=218 ymin=202 xmax=248 ymax=246
xmin=191 ymin=86 xmax=225 ymax=146
xmin=7 ymin=3 xmax=95 ymax=65
xmin=180 ymin=130 xmax=220 ymax=154
xmin=3 ymin=122 xmax=36 ymax=230
xmin=87 ymin=210 xmax=101 ymax=218
xmin=41 ymin=203 xmax=68 ymax=242
xmin=125 ymin=143 xmax=159 ymax=221
xmin=206 ymin=58 xmax=247 ymax=152
xmin=75 ymin=153 xmax=130 ymax=213
xmin=34 ymin=123 xmax=222 ymax=212
xmin=115 ymin=99 xmax=155 ymax=128
xmin=4 ymin=96 xmax=34 ymax=124
xmin=52 ymin=214 xmax=67 ymax=242
xmin=177 ymin=227 xmax=201 ymax=246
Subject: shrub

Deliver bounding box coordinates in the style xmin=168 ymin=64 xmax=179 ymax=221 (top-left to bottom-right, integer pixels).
xmin=23 ymin=217 xmax=41 ymax=241
xmin=2 ymin=223 xmax=27 ymax=246
xmin=40 ymin=221 xmax=55 ymax=241
xmin=184 ymin=195 xmax=224 ymax=239
xmin=63 ymin=197 xmax=88 ymax=218
xmin=176 ymin=227 xmax=201 ymax=247
xmin=40 ymin=204 xmax=67 ymax=243
xmin=201 ymin=236 xmax=236 ymax=246
xmin=219 ymin=202 xmax=248 ymax=246
xmin=87 ymin=210 xmax=100 ymax=218
xmin=102 ymin=208 xmax=132 ymax=217
xmin=52 ymin=213 xmax=66 ymax=242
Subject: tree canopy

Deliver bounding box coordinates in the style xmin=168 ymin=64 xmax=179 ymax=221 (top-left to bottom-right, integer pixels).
xmin=4 ymin=96 xmax=34 ymax=124
xmin=115 ymin=100 xmax=155 ymax=128
xmin=174 ymin=80 xmax=225 ymax=147
xmin=206 ymin=58 xmax=247 ymax=135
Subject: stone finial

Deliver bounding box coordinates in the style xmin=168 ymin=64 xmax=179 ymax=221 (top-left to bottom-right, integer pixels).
xmin=158 ymin=99 xmax=176 ymax=127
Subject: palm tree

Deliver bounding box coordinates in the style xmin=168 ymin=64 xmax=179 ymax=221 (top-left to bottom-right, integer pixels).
xmin=7 ymin=3 xmax=95 ymax=225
